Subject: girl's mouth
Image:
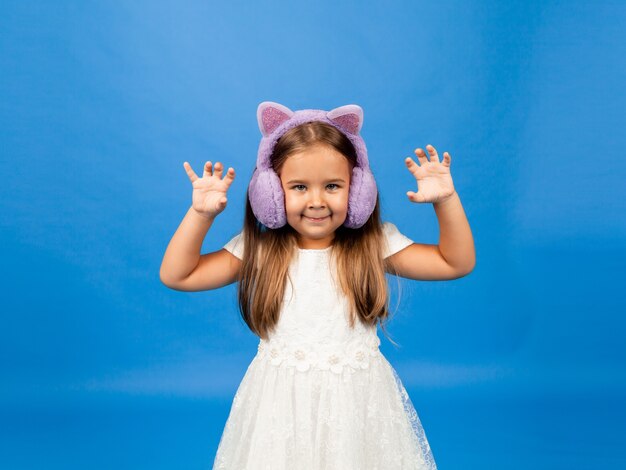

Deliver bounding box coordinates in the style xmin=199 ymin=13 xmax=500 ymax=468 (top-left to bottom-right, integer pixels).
xmin=304 ymin=215 xmax=329 ymax=223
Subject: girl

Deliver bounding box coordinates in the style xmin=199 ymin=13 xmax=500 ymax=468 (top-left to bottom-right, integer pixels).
xmin=160 ymin=101 xmax=475 ymax=469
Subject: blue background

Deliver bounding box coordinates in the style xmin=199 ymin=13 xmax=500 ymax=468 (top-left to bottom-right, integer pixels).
xmin=2 ymin=1 xmax=625 ymax=468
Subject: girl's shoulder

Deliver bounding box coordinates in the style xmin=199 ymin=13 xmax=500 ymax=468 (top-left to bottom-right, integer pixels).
xmin=381 ymin=221 xmax=414 ymax=259
xmin=223 ymin=231 xmax=245 ymax=260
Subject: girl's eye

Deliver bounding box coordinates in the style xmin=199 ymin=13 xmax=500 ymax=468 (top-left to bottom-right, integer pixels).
xmin=291 ymin=184 xmax=340 ymax=191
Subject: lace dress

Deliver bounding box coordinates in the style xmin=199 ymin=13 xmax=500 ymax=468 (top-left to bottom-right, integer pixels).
xmin=212 ymin=222 xmax=437 ymax=470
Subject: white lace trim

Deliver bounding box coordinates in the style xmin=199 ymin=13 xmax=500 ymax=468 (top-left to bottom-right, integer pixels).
xmin=389 ymin=364 xmax=438 ymax=469
xmin=256 ymin=333 xmax=382 ymax=374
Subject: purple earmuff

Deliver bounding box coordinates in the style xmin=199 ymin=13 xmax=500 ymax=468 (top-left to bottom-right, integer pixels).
xmin=248 ymin=101 xmax=378 ymax=229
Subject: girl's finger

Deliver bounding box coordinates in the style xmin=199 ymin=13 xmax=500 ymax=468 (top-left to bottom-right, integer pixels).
xmin=203 ymin=161 xmax=213 ymax=179
xmin=223 ymin=167 xmax=236 ymax=186
xmin=406 ymin=190 xmax=425 ymax=203
xmin=216 ymin=196 xmax=227 ymax=211
xmin=426 ymin=144 xmax=440 ymax=162
xmin=214 ymin=161 xmax=224 ymax=178
xmin=184 ymin=162 xmax=199 ymax=183
xmin=443 ymin=152 xmax=452 ymax=167
xmin=414 ymin=148 xmax=429 ymax=164
xmin=405 ymin=157 xmax=420 ymax=174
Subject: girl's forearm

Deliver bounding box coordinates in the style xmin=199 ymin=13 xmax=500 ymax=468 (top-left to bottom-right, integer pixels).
xmin=433 ymin=191 xmax=476 ymax=272
xmin=160 ymin=206 xmax=215 ymax=283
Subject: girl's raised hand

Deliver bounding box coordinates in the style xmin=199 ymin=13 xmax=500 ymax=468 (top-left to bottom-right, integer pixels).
xmin=183 ymin=161 xmax=235 ymax=219
xmin=404 ymin=144 xmax=456 ymax=204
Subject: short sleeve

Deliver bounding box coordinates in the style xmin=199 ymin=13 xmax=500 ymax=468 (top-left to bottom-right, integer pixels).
xmin=223 ymin=231 xmax=244 ymax=260
xmin=382 ymin=222 xmax=414 ymax=259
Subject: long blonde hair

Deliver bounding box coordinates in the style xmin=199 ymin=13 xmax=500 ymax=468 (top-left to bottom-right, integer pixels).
xmin=236 ymin=122 xmax=399 ymax=341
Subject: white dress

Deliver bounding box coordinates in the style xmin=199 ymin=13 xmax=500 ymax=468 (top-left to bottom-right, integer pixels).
xmin=213 ymin=222 xmax=437 ymax=470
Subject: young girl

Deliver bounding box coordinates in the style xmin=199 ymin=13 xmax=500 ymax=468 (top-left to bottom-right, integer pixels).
xmin=160 ymin=101 xmax=475 ymax=469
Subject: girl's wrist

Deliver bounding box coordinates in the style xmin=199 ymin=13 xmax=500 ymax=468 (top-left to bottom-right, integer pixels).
xmin=434 ymin=190 xmax=458 ymax=206
xmin=191 ymin=206 xmax=215 ymax=222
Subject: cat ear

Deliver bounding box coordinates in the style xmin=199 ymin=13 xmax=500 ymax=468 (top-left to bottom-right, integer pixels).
xmin=327 ymin=105 xmax=363 ymax=135
xmin=257 ymin=101 xmax=294 ymax=136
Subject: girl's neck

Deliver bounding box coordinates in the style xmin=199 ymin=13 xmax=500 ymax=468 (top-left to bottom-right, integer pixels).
xmin=298 ymin=244 xmax=333 ymax=251
xmin=296 ymin=236 xmax=335 ymax=250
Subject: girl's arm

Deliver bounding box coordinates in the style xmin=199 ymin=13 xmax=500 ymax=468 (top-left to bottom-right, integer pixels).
xmin=433 ymin=191 xmax=475 ymax=273
xmin=160 ymin=161 xmax=241 ymax=291
xmin=160 ymin=206 xmax=212 ymax=284
xmin=386 ymin=145 xmax=475 ymax=281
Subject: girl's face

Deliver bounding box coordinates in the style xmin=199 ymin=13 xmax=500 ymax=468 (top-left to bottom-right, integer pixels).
xmin=278 ymin=144 xmax=352 ymax=249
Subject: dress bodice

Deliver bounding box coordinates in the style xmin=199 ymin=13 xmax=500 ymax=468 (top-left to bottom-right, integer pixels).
xmin=222 ymin=222 xmax=414 ymax=374
xmin=256 ymin=248 xmax=381 ymax=374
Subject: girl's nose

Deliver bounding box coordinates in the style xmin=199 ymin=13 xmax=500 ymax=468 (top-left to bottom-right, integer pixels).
xmin=308 ymin=189 xmax=325 ymax=208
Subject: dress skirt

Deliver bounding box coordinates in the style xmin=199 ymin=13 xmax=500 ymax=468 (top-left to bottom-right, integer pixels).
xmin=212 ymin=341 xmax=437 ymax=470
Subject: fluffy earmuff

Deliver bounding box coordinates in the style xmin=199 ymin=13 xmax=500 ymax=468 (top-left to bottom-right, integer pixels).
xmin=248 ymin=101 xmax=377 ymax=229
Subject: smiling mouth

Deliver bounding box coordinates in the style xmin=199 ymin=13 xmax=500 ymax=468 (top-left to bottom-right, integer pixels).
xmin=304 ymin=215 xmax=329 ymax=222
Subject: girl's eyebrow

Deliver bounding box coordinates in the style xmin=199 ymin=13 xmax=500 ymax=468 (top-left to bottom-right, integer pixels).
xmin=287 ymin=178 xmax=346 ymax=184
